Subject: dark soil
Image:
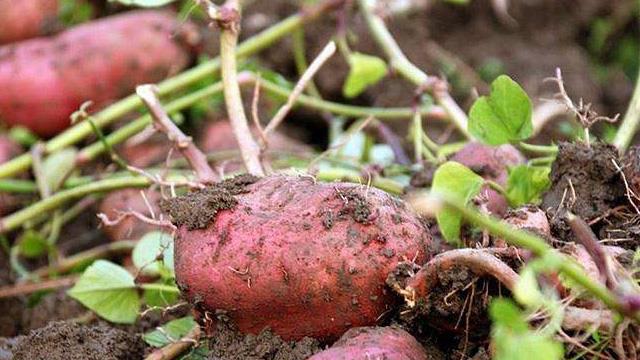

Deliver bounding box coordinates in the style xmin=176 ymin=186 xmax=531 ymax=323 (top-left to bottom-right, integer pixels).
xmin=207 ymin=321 xmax=321 ymax=360
xmin=10 ymin=321 xmax=145 ymax=360
xmin=160 ymin=174 xmax=260 ymax=230
xmin=542 ymin=142 xmax=625 ymax=242
xmin=21 ymin=290 xmax=86 ymax=331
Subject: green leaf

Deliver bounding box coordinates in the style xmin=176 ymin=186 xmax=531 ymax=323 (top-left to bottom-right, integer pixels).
xmin=513 ymin=266 xmax=544 ymax=308
xmin=468 ymin=75 xmax=533 ymax=145
xmin=68 ymin=260 xmax=140 ymax=324
xmin=431 ymin=162 xmax=484 ymax=244
xmin=490 ymin=299 xmax=564 ymax=360
xmin=132 ymin=232 xmax=174 ymax=277
xmin=506 ymin=165 xmax=550 ymax=206
xmin=144 ymin=316 xmax=196 ymax=347
xmin=17 ymin=230 xmax=48 ymax=258
xmin=109 ymin=0 xmax=176 ymax=7
xmin=342 ymin=52 xmax=388 ymax=98
xmin=43 ymin=148 xmax=77 ymax=191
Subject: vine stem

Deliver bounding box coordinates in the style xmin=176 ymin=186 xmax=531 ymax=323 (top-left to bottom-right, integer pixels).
xmin=409 ymin=192 xmax=640 ymax=322
xmin=613 ymin=57 xmax=640 ymax=152
xmin=357 ymin=0 xmax=472 ymax=139
xmin=215 ymin=0 xmax=265 ymax=176
xmin=144 ymin=325 xmax=201 ymax=360
xmin=0 ymin=0 xmax=344 ymax=179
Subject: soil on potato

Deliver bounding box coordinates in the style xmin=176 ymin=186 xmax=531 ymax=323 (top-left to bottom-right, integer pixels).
xmin=207 ymin=321 xmax=321 ymax=360
xmin=9 ymin=321 xmax=145 ymax=360
xmin=542 ymin=141 xmax=625 ymax=243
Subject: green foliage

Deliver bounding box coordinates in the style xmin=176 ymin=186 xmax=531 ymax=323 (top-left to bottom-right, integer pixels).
xmin=431 ymin=162 xmax=484 ymax=245
xmin=342 ymin=52 xmax=388 ymax=98
xmin=110 ymin=0 xmax=176 ymax=7
xmin=469 ymin=75 xmax=533 ymax=145
xmin=68 ymin=260 xmax=140 ymax=323
xmin=144 ymin=316 xmax=197 ymax=347
xmin=132 ymin=232 xmax=174 ymax=277
xmin=17 ymin=230 xmax=48 ymax=258
xmin=8 ymin=126 xmax=38 ymax=147
xmin=43 ymin=148 xmax=78 ymax=191
xmin=490 ymin=299 xmax=564 ymax=360
xmin=58 ymin=0 xmax=94 ymax=26
xmin=506 ymin=165 xmax=550 ymax=206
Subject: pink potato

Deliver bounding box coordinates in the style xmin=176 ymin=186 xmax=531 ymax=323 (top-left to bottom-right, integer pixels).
xmin=309 ymin=326 xmax=428 ymax=360
xmin=166 ymin=175 xmax=433 ymax=341
xmin=0 ymin=135 xmax=22 ymax=215
xmin=0 ymin=0 xmax=59 ymax=44
xmin=451 ymin=142 xmax=525 ymax=216
xmin=0 ymin=10 xmax=198 ymax=136
xmin=98 ymin=188 xmax=162 ymax=242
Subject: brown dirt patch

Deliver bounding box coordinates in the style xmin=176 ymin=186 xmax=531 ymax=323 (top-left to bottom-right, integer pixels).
xmin=21 ymin=290 xmax=86 ymax=331
xmin=541 ymin=142 xmax=624 ymax=242
xmin=161 ymin=174 xmax=260 ymax=230
xmin=11 ymin=321 xmax=145 ymax=360
xmin=207 ymin=321 xmax=321 ymax=360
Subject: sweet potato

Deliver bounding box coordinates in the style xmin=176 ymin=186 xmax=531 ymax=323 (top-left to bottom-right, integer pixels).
xmin=200 ymin=121 xmax=312 ymax=154
xmin=0 ymin=0 xmax=59 ymax=44
xmin=450 ymin=142 xmax=525 ymax=216
xmin=0 ymin=135 xmax=22 ymax=215
xmin=494 ymin=206 xmax=550 ymax=247
xmin=308 ymin=326 xmax=428 ymax=360
xmin=0 ymin=10 xmax=198 ymax=136
xmin=165 ymin=175 xmax=432 ymax=340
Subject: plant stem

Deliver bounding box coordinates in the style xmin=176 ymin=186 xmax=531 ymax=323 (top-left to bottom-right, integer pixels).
xmin=0 ymin=176 xmax=153 ymax=234
xmin=528 ymin=155 xmax=556 ymax=166
xmin=357 ymin=0 xmax=472 ymax=139
xmin=0 ymin=2 xmax=341 ymax=179
xmin=144 ymin=325 xmax=201 ymax=360
xmin=137 ymin=85 xmax=217 ymax=183
xmin=217 ymin=0 xmax=265 ymax=176
xmin=32 ymin=241 xmax=135 ymax=278
xmin=139 ymin=283 xmax=180 ymax=293
xmin=518 ymin=142 xmax=558 ymax=154
xmin=613 ymin=55 xmax=640 ymax=152
xmin=315 ymin=167 xmax=405 ymax=194
xmin=0 ymin=179 xmax=36 ymax=193
xmin=411 ymin=193 xmax=639 ymax=322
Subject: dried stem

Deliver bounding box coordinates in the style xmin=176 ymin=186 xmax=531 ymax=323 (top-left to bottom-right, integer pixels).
xmin=213 ymin=0 xmax=265 ymax=176
xmin=144 ymin=325 xmax=201 ymax=360
xmin=0 ymin=275 xmax=78 ymax=299
xmin=263 ymin=41 xmax=336 ymax=135
xmin=136 ymin=85 xmax=218 ymax=183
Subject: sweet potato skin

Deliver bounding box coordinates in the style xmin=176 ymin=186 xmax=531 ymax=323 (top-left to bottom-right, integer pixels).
xmin=0 ymin=10 xmax=197 ymax=136
xmin=172 ymin=176 xmax=432 ymax=341
xmin=98 ymin=188 xmax=161 ymax=242
xmin=451 ymin=142 xmax=525 ymax=216
xmin=0 ymin=0 xmax=59 ymax=44
xmin=308 ymin=326 xmax=428 ymax=360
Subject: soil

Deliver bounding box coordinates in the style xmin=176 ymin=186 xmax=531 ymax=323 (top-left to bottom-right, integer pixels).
xmin=541 ymin=141 xmax=625 ymax=242
xmin=160 ymin=174 xmax=260 ymax=230
xmin=207 ymin=321 xmax=321 ymax=360
xmin=9 ymin=321 xmax=145 ymax=360
xmin=21 ymin=290 xmax=86 ymax=331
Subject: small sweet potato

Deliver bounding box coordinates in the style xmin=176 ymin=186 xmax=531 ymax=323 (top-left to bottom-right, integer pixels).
xmin=451 ymin=142 xmax=525 ymax=216
xmin=165 ymin=175 xmax=432 ymax=340
xmin=0 ymin=10 xmax=198 ymax=136
xmin=0 ymin=0 xmax=59 ymax=44
xmin=308 ymin=326 xmax=428 ymax=360
xmin=200 ymin=121 xmax=312 ymax=154
xmin=98 ymin=188 xmax=162 ymax=242
xmin=0 ymin=135 xmax=22 ymax=215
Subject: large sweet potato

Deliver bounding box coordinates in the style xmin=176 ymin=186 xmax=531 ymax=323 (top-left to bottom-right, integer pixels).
xmin=0 ymin=0 xmax=59 ymax=44
xmin=164 ymin=175 xmax=432 ymax=341
xmin=0 ymin=10 xmax=198 ymax=136
xmin=450 ymin=142 xmax=525 ymax=216
xmin=309 ymin=326 xmax=428 ymax=360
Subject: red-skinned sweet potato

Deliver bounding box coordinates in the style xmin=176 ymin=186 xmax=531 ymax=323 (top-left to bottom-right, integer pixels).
xmin=165 ymin=175 xmax=432 ymax=341
xmin=0 ymin=10 xmax=198 ymax=136
xmin=0 ymin=135 xmax=22 ymax=215
xmin=308 ymin=326 xmax=428 ymax=360
xmin=98 ymin=188 xmax=162 ymax=242
xmin=450 ymin=142 xmax=525 ymax=216
xmin=0 ymin=0 xmax=59 ymax=44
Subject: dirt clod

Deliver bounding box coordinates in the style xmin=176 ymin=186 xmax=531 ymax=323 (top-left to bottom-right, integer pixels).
xmin=207 ymin=321 xmax=321 ymax=360
xmin=161 ymin=174 xmax=260 ymax=230
xmin=542 ymin=142 xmax=624 ymax=241
xmin=11 ymin=321 xmax=145 ymax=360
